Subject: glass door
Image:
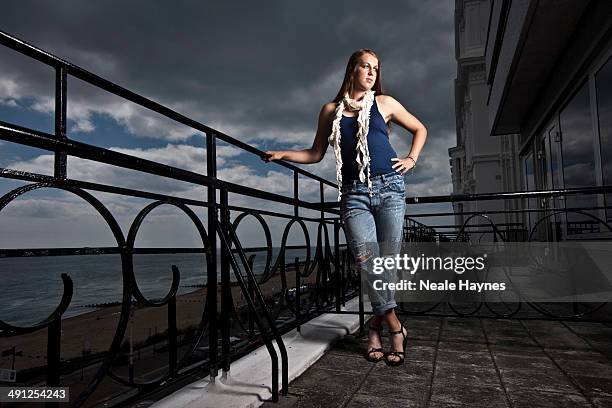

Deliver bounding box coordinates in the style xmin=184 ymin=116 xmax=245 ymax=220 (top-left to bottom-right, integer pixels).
xmin=559 ymin=80 xmax=599 ymax=237
xmin=540 ymin=119 xmax=566 ymax=241
xmin=523 ymin=151 xmax=537 ymax=239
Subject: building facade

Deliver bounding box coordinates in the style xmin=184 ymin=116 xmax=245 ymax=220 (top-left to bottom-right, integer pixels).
xmin=452 ymin=0 xmax=612 ymax=241
xmin=450 ymin=0 xmax=522 ymax=241
xmin=486 ymin=0 xmax=612 ymax=240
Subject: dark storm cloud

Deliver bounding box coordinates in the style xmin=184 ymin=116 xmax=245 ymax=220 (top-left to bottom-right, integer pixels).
xmin=0 ymin=0 xmax=455 ymax=193
xmin=1 ymin=1 xmax=454 ymax=131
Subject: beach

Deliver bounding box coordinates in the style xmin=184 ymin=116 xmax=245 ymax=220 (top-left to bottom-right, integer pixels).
xmin=0 ymin=264 xmax=319 ymax=373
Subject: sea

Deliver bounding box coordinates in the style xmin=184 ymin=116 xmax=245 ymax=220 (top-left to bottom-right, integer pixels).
xmin=0 ymin=248 xmax=309 ymax=326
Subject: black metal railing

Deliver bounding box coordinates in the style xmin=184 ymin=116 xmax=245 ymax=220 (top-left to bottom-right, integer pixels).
xmin=399 ymin=185 xmax=612 ymax=320
xmin=0 ymin=30 xmax=358 ymax=407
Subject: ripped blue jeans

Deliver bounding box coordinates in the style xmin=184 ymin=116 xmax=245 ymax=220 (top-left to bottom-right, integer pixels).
xmin=340 ymin=172 xmax=406 ymax=316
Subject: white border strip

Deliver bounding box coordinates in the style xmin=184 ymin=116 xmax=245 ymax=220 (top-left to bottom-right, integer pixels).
xmin=152 ymin=297 xmax=365 ymax=408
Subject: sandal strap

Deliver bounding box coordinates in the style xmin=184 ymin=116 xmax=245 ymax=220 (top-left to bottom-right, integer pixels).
xmin=367 ymin=347 xmax=384 ymax=353
xmin=386 ymin=322 xmax=407 ymax=364
xmin=388 ymin=323 xmax=406 ymax=336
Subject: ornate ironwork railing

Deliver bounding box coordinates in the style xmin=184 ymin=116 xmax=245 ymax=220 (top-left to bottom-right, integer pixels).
xmin=400 ymin=186 xmax=612 ymax=320
xmin=0 ymin=30 xmax=358 ymax=406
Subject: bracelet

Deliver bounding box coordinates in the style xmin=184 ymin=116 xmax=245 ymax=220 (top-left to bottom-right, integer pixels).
xmin=407 ymin=156 xmax=416 ymax=175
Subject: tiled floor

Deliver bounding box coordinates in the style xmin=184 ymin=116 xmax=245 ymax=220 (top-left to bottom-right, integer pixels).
xmin=263 ymin=314 xmax=612 ymax=407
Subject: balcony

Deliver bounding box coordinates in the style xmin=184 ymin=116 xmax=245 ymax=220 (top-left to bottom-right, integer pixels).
xmin=267 ymin=314 xmax=612 ymax=407
xmin=2 ymin=29 xmax=612 ymax=408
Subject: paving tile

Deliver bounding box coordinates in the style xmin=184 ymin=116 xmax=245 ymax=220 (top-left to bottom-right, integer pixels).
xmin=554 ymin=358 xmax=612 ymax=379
xmin=436 ymin=349 xmax=494 ymax=368
xmin=444 ymin=317 xmax=484 ymax=328
xmin=588 ymin=342 xmax=612 ymax=361
xmin=434 ymin=362 xmax=501 ymax=387
xmin=522 ymin=321 xmax=592 ymax=350
xmin=290 ymin=391 xmax=348 ymax=408
xmin=592 ymin=396 xmax=612 ymax=407
xmin=499 ymin=368 xmax=579 ymax=394
xmin=439 ymin=319 xmax=486 ymax=340
xmin=409 ymin=331 xmax=442 ymax=343
xmin=489 ymin=343 xmax=544 ymax=357
xmin=571 ymin=375 xmax=612 ymax=398
xmin=440 ymin=327 xmax=486 ymax=343
xmin=485 ymin=327 xmax=531 ymax=338
xmin=429 ymin=383 xmax=508 ymax=407
xmin=290 ymin=366 xmax=366 ymax=397
xmin=487 ymin=335 xmax=539 ymax=348
xmin=538 ymin=335 xmax=593 ymax=350
xmin=525 ymin=304 xmax=584 ymax=317
xmin=398 ymin=306 xmax=443 ymax=315
xmin=404 ymin=323 xmax=442 ymax=342
xmin=546 ymin=348 xmax=605 ymax=361
xmin=345 ymin=393 xmax=423 ymax=408
xmin=356 ymin=373 xmax=428 ymax=403
xmin=428 ymin=403 xmax=473 ymax=408
xmin=400 ymin=315 xmax=443 ymax=326
xmin=507 ymin=389 xmax=590 ymax=407
xmin=521 ymin=320 xmax=570 ymax=333
xmin=315 ymin=352 xmax=372 ymax=374
xmin=437 ymin=340 xmax=490 ymax=353
xmin=442 ymin=321 xmax=485 ymax=334
xmin=276 ymin=388 xmax=347 ymax=408
xmin=493 ymin=353 xmax=557 ymax=372
xmin=482 ymin=318 xmax=525 ymax=330
xmin=370 ymin=359 xmax=433 ymax=380
xmin=482 ymin=321 xmax=531 ymax=339
xmin=564 ymin=322 xmax=612 ymax=340
xmin=286 ymin=387 xmax=307 ymax=397
xmin=326 ymin=334 xmax=365 ymax=358
xmin=402 ymin=340 xmax=437 ymax=363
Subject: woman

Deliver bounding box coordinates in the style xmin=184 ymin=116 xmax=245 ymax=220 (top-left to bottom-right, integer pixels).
xmin=263 ymin=49 xmax=427 ymax=366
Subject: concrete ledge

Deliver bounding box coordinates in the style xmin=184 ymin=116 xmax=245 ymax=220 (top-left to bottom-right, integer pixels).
xmin=152 ymin=297 xmax=364 ymax=408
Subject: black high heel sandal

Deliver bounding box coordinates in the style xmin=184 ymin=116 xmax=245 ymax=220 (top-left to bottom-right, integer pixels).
xmin=364 ymin=324 xmax=385 ymax=363
xmin=385 ymin=322 xmax=408 ymax=366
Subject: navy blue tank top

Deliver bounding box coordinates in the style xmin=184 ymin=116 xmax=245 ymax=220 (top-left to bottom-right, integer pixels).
xmin=339 ymin=98 xmax=397 ymax=182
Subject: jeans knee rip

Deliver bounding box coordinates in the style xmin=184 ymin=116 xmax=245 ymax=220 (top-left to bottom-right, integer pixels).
xmin=353 ymin=246 xmax=373 ymax=268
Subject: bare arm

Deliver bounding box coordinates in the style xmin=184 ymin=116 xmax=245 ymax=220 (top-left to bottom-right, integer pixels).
xmin=382 ymin=95 xmax=428 ymax=175
xmin=262 ymin=103 xmax=335 ymax=164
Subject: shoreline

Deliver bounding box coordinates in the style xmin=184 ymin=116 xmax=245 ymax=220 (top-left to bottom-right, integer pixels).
xmin=0 ymin=266 xmax=315 ymax=372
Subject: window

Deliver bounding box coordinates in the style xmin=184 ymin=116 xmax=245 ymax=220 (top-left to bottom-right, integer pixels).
xmin=596 ymin=55 xmax=612 ymax=222
xmin=457 ymin=158 xmax=462 ymax=185
xmin=559 ymin=80 xmax=599 ymax=234
xmin=524 ymin=152 xmax=536 ymax=235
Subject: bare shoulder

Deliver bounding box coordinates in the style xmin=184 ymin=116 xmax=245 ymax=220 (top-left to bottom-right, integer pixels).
xmin=377 ymin=95 xmax=425 ymax=133
xmin=376 ymin=94 xmax=400 ymax=108
xmin=321 ymin=101 xmax=337 ymax=114
xmin=319 ymin=102 xmax=337 ymax=122
xmin=313 ymin=102 xmax=338 ymax=143
xmin=375 ymin=94 xmax=399 ymax=123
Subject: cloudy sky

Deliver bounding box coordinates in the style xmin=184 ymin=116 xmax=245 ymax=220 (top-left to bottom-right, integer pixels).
xmin=0 ymin=1 xmax=456 ymax=249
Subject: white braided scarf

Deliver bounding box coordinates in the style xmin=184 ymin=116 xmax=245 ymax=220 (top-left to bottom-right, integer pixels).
xmin=328 ymin=90 xmax=375 ymax=201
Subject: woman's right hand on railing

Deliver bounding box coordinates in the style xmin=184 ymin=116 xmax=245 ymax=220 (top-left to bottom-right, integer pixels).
xmin=262 ymin=150 xmax=285 ymax=162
